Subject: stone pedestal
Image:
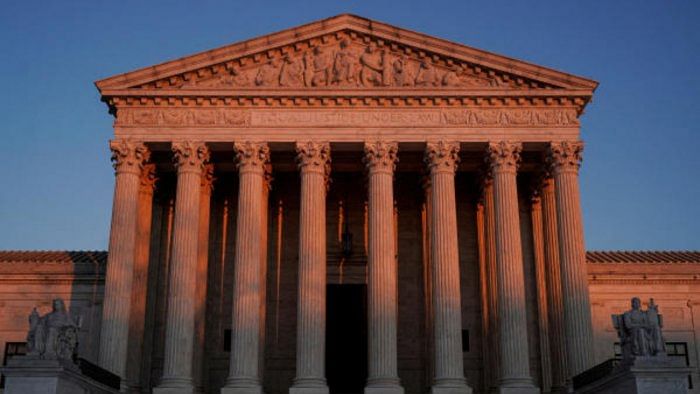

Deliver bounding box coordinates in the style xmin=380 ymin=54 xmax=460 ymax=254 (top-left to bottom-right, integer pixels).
xmin=574 ymin=357 xmax=690 ymax=394
xmin=2 ymin=357 xmax=120 ymax=394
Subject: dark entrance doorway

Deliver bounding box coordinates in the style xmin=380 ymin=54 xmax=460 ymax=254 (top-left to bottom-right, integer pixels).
xmin=326 ymin=284 xmax=368 ymax=394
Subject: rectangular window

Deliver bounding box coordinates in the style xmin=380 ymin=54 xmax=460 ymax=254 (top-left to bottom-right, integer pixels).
xmin=461 ymin=329 xmax=469 ymax=352
xmin=1 ymin=342 xmax=27 ymax=388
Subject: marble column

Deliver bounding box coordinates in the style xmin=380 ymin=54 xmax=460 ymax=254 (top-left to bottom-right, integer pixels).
xmin=259 ymin=164 xmax=272 ymax=380
xmin=486 ymin=141 xmax=538 ymax=394
xmin=540 ymin=175 xmax=568 ymax=392
xmin=193 ymin=164 xmax=214 ymax=394
xmin=290 ymin=142 xmax=331 ymax=394
xmin=156 ymin=141 xmax=210 ymax=394
xmin=126 ymin=163 xmax=157 ymax=393
xmin=99 ymin=139 xmax=150 ymax=382
xmin=424 ymin=141 xmax=472 ymax=394
xmin=547 ymin=141 xmax=594 ymax=377
xmin=529 ymin=191 xmax=552 ymax=393
xmin=482 ymin=175 xmax=499 ymax=393
xmin=363 ymin=141 xmax=404 ymax=394
xmin=222 ymin=142 xmax=270 ymax=394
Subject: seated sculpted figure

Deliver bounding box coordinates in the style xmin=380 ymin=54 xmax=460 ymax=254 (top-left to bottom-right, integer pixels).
xmin=612 ymin=297 xmax=666 ymax=362
xmin=26 ymin=298 xmax=81 ymax=361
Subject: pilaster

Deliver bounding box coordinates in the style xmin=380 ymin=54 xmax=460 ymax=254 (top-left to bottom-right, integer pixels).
xmin=424 ymin=141 xmax=472 ymax=394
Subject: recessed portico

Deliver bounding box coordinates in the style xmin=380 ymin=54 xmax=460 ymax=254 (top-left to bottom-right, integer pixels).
xmin=94 ymin=14 xmax=597 ymax=394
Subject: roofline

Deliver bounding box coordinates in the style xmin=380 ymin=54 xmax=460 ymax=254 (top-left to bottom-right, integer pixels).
xmin=95 ymin=13 xmax=598 ymax=92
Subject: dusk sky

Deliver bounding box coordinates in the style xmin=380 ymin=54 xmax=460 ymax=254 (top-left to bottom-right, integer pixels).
xmin=0 ymin=1 xmax=698 ymax=251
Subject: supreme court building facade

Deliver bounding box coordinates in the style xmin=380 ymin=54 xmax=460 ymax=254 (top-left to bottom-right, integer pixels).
xmin=13 ymin=14 xmax=700 ymax=394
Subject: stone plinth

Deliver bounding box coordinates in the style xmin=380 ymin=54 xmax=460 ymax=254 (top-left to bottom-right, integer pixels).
xmin=574 ymin=357 xmax=690 ymax=394
xmin=2 ymin=357 xmax=120 ymax=394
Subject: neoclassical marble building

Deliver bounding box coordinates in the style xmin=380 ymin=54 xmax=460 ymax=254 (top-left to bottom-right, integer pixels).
xmin=1 ymin=14 xmax=699 ymax=394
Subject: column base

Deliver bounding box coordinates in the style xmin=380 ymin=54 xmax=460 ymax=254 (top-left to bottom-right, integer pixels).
xmin=497 ymin=379 xmax=539 ymax=394
xmin=289 ymin=385 xmax=329 ymax=394
xmin=431 ymin=382 xmax=473 ymax=394
xmin=365 ymin=384 xmax=404 ymax=394
xmin=154 ymin=387 xmax=195 ymax=394
xmin=154 ymin=377 xmax=195 ymax=394
xmin=221 ymin=385 xmax=263 ymax=394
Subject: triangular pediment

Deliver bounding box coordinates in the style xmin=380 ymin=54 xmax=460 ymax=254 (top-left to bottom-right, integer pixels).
xmin=95 ymin=14 xmax=597 ymax=94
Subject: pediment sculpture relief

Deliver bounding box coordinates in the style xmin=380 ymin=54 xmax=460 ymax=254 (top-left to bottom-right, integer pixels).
xmin=179 ymin=35 xmax=503 ymax=90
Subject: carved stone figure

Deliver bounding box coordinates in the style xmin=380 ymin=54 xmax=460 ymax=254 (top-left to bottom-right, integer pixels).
xmin=415 ymin=61 xmax=440 ymax=87
xmin=26 ymin=299 xmax=81 ymax=361
xmin=612 ymin=297 xmax=667 ymax=362
xmin=255 ymin=58 xmax=281 ymax=86
xmin=333 ymin=39 xmax=359 ymax=86
xmin=280 ymin=54 xmax=305 ymax=88
xmin=360 ymin=43 xmax=385 ymax=86
xmin=311 ymin=46 xmax=332 ymax=87
xmin=389 ymin=55 xmax=414 ymax=87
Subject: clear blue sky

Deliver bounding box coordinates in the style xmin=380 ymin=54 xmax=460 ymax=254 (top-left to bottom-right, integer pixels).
xmin=0 ymin=1 xmax=698 ymax=251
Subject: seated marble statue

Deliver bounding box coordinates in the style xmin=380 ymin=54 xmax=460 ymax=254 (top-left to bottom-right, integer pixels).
xmin=612 ymin=297 xmax=666 ymax=362
xmin=26 ymin=298 xmax=81 ymax=361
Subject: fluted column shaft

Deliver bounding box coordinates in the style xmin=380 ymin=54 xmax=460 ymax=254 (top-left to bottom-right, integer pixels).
xmin=482 ymin=178 xmax=499 ymax=392
xmin=486 ymin=141 xmax=538 ymax=394
xmin=541 ymin=176 xmax=567 ymax=392
xmin=291 ymin=142 xmax=331 ymax=394
xmin=425 ymin=142 xmax=472 ymax=394
xmin=530 ymin=193 xmax=552 ymax=392
xmin=99 ymin=140 xmax=149 ymax=382
xmin=363 ymin=141 xmax=404 ymax=394
xmin=548 ymin=141 xmax=594 ymax=377
xmin=193 ymin=164 xmax=214 ymax=394
xmin=126 ymin=164 xmax=157 ymax=393
xmin=156 ymin=141 xmax=210 ymax=393
xmin=223 ymin=142 xmax=270 ymax=394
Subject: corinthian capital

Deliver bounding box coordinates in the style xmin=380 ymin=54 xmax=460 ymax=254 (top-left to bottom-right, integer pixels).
xmin=363 ymin=141 xmax=398 ymax=174
xmin=424 ymin=141 xmax=460 ymax=175
xmin=140 ymin=163 xmax=158 ymax=191
xmin=486 ymin=141 xmax=522 ymax=173
xmin=201 ymin=164 xmax=216 ymax=192
xmin=234 ymin=141 xmax=270 ymax=173
xmin=547 ymin=141 xmax=584 ymax=174
xmin=172 ymin=141 xmax=210 ymax=173
xmin=295 ymin=141 xmax=331 ymax=176
xmin=110 ymin=139 xmax=150 ymax=174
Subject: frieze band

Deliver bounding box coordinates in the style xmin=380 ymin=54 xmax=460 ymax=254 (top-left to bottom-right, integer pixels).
xmin=116 ymin=108 xmax=578 ymax=128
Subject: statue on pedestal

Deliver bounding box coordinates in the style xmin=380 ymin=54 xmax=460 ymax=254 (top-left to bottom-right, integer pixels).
xmin=26 ymin=298 xmax=82 ymax=361
xmin=612 ymin=297 xmax=666 ymax=362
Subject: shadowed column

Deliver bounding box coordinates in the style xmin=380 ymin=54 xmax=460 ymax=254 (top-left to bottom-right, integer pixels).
xmin=529 ymin=190 xmax=552 ymax=393
xmin=155 ymin=141 xmax=210 ymax=394
xmin=482 ymin=176 xmax=500 ymax=393
xmin=486 ymin=141 xmax=538 ymax=394
xmin=424 ymin=141 xmax=472 ymax=394
xmin=194 ymin=164 xmax=215 ymax=394
xmin=290 ymin=141 xmax=331 ymax=394
xmin=126 ymin=163 xmax=157 ymax=393
xmin=363 ymin=141 xmax=404 ymax=394
xmin=222 ymin=142 xmax=270 ymax=394
xmin=540 ymin=175 xmax=568 ymax=393
xmin=99 ymin=139 xmax=150 ymax=384
xmin=547 ymin=141 xmax=594 ymax=378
